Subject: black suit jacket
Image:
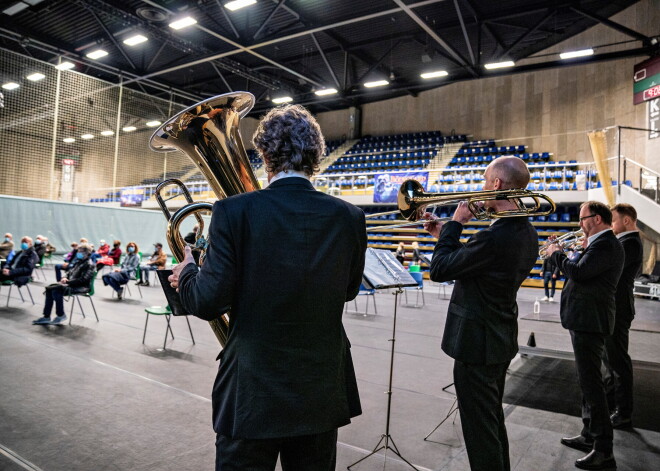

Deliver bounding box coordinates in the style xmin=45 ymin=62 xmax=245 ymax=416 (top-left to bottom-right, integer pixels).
xmin=429 ymin=218 xmax=538 ymax=365
xmin=178 ymin=177 xmax=367 ymax=439
xmin=551 ymin=230 xmax=624 ymax=335
xmin=615 ymin=232 xmax=643 ymax=323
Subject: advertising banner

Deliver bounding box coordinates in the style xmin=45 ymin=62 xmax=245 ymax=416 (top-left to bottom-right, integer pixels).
xmin=120 ymin=187 xmax=146 ymax=207
xmin=373 ymin=171 xmax=428 ymax=203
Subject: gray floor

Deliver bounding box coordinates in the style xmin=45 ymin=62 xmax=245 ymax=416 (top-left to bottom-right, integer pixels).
xmin=1 ymin=265 xmax=659 ymax=471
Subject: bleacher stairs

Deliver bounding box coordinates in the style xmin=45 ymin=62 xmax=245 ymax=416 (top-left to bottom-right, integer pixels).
xmin=318 ymin=139 xmax=359 ymax=174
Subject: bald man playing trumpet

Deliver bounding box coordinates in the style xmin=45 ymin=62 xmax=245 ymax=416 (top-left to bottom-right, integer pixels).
xmin=423 ymin=156 xmax=538 ymax=471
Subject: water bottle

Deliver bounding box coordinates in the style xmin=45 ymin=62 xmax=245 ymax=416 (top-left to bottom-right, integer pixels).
xmin=533 ymin=297 xmax=541 ymax=315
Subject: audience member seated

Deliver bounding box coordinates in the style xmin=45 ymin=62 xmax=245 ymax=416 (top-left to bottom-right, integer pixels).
xmin=137 ymin=243 xmax=167 ymax=286
xmin=101 ymin=242 xmax=139 ymax=300
xmin=0 ymin=236 xmax=38 ymax=287
xmin=184 ymin=225 xmax=199 ymax=245
xmin=97 ymin=240 xmax=122 ymax=270
xmin=55 ymin=242 xmax=78 ymax=281
xmin=44 ymin=239 xmax=56 ymax=258
xmin=33 ymin=235 xmax=47 ymax=260
xmin=32 ymin=243 xmax=95 ymax=326
xmin=97 ymin=240 xmax=110 ymax=257
xmin=0 ymin=233 xmax=13 ymax=268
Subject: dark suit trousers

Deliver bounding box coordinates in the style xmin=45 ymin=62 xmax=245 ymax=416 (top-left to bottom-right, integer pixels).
xmin=454 ymin=360 xmax=511 ymax=471
xmin=604 ymin=315 xmax=634 ymax=416
xmin=570 ymin=330 xmax=613 ymax=453
xmin=215 ymin=429 xmax=337 ymax=471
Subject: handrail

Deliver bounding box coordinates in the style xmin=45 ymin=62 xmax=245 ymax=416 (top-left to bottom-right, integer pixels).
xmin=624 ymin=157 xmax=660 ymax=177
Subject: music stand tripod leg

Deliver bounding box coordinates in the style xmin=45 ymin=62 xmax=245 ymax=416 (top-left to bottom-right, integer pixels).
xmin=347 ymin=288 xmax=419 ymax=471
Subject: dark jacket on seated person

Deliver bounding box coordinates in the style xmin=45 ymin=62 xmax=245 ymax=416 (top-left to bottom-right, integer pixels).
xmin=4 ymin=247 xmax=38 ymax=286
xmin=65 ymin=259 xmax=95 ymax=294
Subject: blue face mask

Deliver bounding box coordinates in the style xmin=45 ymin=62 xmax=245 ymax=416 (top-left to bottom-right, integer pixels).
xmin=76 ymin=252 xmax=85 ymax=260
xmin=21 ymin=242 xmax=29 ymax=250
xmin=4 ymin=237 xmax=9 ymax=243
xmin=35 ymin=240 xmax=42 ymax=245
xmin=128 ymin=247 xmax=135 ymax=253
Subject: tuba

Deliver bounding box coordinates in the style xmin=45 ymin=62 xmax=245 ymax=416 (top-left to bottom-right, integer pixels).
xmin=149 ymin=92 xmax=260 ymax=346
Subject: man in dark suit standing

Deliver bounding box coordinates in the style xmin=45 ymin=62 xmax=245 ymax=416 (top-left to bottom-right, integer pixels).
xmin=423 ymin=156 xmax=538 ymax=471
xmin=605 ymin=203 xmax=643 ymax=429
xmin=169 ymin=104 xmax=366 ymax=471
xmin=547 ymin=201 xmax=624 ymax=470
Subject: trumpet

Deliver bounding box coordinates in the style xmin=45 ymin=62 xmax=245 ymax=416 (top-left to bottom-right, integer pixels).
xmin=366 ymin=179 xmax=557 ymax=232
xmin=539 ymin=229 xmax=584 ymax=259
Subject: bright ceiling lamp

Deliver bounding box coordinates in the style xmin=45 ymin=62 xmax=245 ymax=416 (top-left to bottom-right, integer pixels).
xmin=420 ymin=70 xmax=448 ymax=79
xmin=225 ymin=0 xmax=257 ymax=11
xmin=55 ymin=61 xmax=75 ymax=71
xmin=560 ymin=48 xmax=594 ymax=60
xmin=1 ymin=82 xmax=20 ymax=90
xmin=169 ymin=16 xmax=197 ymax=30
xmin=364 ymin=80 xmax=389 ymax=88
xmin=484 ymin=60 xmax=515 ymax=70
xmin=315 ymin=88 xmax=338 ymax=96
xmin=123 ymin=34 xmax=148 ymax=46
xmin=62 ymin=138 xmax=76 ymax=143
xmin=122 ymin=126 xmax=137 ymax=132
xmin=272 ymin=96 xmax=293 ymax=104
xmin=146 ymin=120 xmax=161 ymax=127
xmin=100 ymin=130 xmax=115 ymax=136
xmin=80 ymin=134 xmax=94 ymax=139
xmin=86 ymin=49 xmax=108 ymax=60
xmin=26 ymin=72 xmax=46 ymax=81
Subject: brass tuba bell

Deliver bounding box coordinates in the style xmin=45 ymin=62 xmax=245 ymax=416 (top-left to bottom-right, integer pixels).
xmin=149 ymin=92 xmax=260 ymax=346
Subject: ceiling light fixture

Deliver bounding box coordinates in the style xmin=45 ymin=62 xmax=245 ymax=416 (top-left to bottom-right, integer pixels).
xmin=559 ymin=48 xmax=594 ymax=60
xmin=224 ymin=0 xmax=257 ymax=11
xmin=100 ymin=130 xmax=114 ymax=136
xmin=484 ymin=61 xmax=515 ymax=70
xmin=86 ymin=49 xmax=108 ymax=60
xmin=169 ymin=16 xmax=197 ymax=30
xmin=2 ymin=2 xmax=29 ymax=16
xmin=80 ymin=134 xmax=94 ymax=140
xmin=123 ymin=34 xmax=148 ymax=46
xmin=272 ymin=96 xmax=293 ymax=104
xmin=420 ymin=70 xmax=448 ymax=79
xmin=315 ymin=88 xmax=338 ymax=96
xmin=1 ymin=82 xmax=20 ymax=90
xmin=62 ymin=138 xmax=76 ymax=143
xmin=26 ymin=72 xmax=45 ymax=81
xmin=364 ymin=80 xmax=389 ymax=88
xmin=122 ymin=126 xmax=137 ymax=132
xmin=55 ymin=61 xmax=75 ymax=71
xmin=146 ymin=120 xmax=161 ymax=127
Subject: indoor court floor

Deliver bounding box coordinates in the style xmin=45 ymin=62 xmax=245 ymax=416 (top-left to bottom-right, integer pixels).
xmin=1 ymin=263 xmax=659 ymax=471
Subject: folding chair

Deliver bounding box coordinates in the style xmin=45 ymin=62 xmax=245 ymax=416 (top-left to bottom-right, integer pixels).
xmin=68 ymin=271 xmax=99 ymax=325
xmin=401 ymin=271 xmax=425 ymax=307
xmin=143 ymin=305 xmax=195 ymax=349
xmin=345 ymin=284 xmax=378 ymax=316
xmin=1 ymin=280 xmax=35 ymax=307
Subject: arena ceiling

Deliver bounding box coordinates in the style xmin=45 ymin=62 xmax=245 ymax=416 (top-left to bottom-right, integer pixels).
xmin=0 ymin=0 xmax=657 ymax=116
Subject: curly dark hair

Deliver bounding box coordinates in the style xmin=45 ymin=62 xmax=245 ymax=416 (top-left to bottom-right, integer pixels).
xmin=252 ymin=104 xmax=325 ymax=177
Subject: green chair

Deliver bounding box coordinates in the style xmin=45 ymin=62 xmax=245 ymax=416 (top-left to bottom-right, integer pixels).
xmin=143 ymin=305 xmax=195 ymax=349
xmin=68 ymin=271 xmax=99 ymax=325
xmin=32 ymin=254 xmax=46 ymax=281
xmin=1 ymin=280 xmax=35 ymax=307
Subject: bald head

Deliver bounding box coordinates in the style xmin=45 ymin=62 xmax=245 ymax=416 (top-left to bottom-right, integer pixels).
xmin=486 ymin=156 xmax=530 ymax=189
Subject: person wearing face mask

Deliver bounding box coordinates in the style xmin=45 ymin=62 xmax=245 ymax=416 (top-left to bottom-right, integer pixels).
xmin=55 ymin=242 xmax=78 ymax=281
xmin=96 ymin=240 xmax=122 ymax=271
xmin=33 ymin=235 xmax=47 ymax=259
xmin=137 ymin=243 xmax=167 ymax=286
xmin=0 ymin=233 xmax=14 ymax=263
xmin=0 ymin=236 xmax=39 ymax=286
xmin=32 ymin=243 xmax=95 ymax=326
xmin=101 ymin=242 xmax=139 ymax=300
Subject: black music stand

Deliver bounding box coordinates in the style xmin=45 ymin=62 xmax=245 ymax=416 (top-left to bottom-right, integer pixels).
xmin=348 ymin=249 xmax=419 ymax=470
xmin=423 ymin=382 xmax=461 ymax=446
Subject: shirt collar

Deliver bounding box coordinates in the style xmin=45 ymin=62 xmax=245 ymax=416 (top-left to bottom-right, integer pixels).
xmin=616 ymin=230 xmax=638 ymax=239
xmin=587 ymin=228 xmax=611 ymax=246
xmin=269 ymin=170 xmax=310 ymax=184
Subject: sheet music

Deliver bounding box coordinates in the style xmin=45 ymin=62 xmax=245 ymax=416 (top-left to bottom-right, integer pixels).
xmin=362 ymin=248 xmax=419 ymax=289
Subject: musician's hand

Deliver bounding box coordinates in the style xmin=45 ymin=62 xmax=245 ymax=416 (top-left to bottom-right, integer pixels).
xmin=545 ymin=243 xmax=560 ymax=257
xmin=169 ymin=246 xmax=195 ymax=291
xmin=453 ymin=201 xmax=473 ymax=225
xmin=581 ymin=238 xmax=588 ymax=249
xmin=422 ymin=212 xmax=443 ymax=238
xmin=552 ymin=274 xmax=557 ymax=279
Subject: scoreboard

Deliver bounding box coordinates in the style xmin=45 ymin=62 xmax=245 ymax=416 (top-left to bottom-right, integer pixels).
xmin=633 ymin=56 xmax=660 ymax=105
